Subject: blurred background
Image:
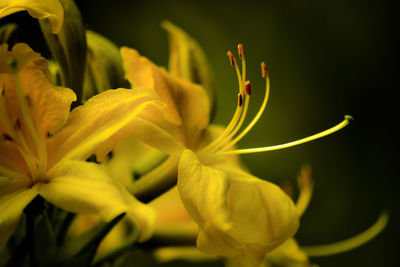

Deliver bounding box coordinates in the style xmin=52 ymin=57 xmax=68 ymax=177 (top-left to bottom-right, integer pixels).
xmin=75 ymin=0 xmax=397 ymax=266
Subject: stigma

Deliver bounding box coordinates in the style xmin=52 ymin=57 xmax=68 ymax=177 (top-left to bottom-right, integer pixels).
xmin=198 ymin=44 xmax=352 ymax=160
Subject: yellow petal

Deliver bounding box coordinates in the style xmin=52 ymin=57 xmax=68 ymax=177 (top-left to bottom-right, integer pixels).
xmin=103 ymin=137 xmax=165 ymax=187
xmin=178 ymin=150 xmax=299 ymax=261
xmin=178 ymin=149 xmax=241 ymax=257
xmin=48 ymin=88 xmax=184 ymax=165
xmin=121 ymin=47 xmax=210 ymax=148
xmin=1 ymin=43 xmax=76 ymax=136
xmin=150 ymin=186 xmax=193 ymax=225
xmin=161 ymin=20 xmax=215 ymax=107
xmin=0 ymin=183 xmax=38 ymax=249
xmin=40 ymin=160 xmax=154 ymax=241
xmin=0 ymin=0 xmax=64 ymax=34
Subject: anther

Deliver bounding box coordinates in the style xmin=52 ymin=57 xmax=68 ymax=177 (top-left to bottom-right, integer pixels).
xmin=238 ymin=44 xmax=244 ymax=59
xmin=261 ymin=62 xmax=268 ymax=78
xmin=2 ymin=133 xmax=13 ymax=142
xmin=238 ymin=93 xmax=243 ymax=107
xmin=14 ymin=119 xmax=21 ymax=130
xmin=245 ymin=81 xmax=251 ymax=95
xmin=7 ymin=57 xmax=18 ymax=72
xmin=227 ymin=51 xmax=235 ymax=66
xmin=25 ymin=95 xmax=32 ymax=108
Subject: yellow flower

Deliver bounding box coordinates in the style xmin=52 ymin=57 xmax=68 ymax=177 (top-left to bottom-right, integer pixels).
xmin=120 ymin=31 xmax=351 ymax=264
xmin=152 ymin=166 xmax=388 ymax=267
xmin=0 ymin=0 xmax=88 ymax=102
xmin=0 ymin=43 xmax=162 ymax=248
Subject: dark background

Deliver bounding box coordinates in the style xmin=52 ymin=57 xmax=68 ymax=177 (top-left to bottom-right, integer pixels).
xmin=76 ymin=0 xmax=397 ymax=266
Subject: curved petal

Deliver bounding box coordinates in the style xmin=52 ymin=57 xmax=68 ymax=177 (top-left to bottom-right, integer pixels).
xmin=178 ymin=149 xmax=241 ymax=257
xmin=40 ymin=160 xmax=154 ymax=241
xmin=48 ymin=88 xmax=184 ymax=165
xmin=0 ymin=184 xmax=38 ymax=249
xmin=0 ymin=0 xmax=64 ymax=33
xmin=121 ymin=47 xmax=210 ymax=148
xmin=178 ymin=150 xmax=299 ymax=261
xmin=1 ymin=43 xmax=76 ymax=137
xmin=161 ymin=21 xmax=215 ymax=107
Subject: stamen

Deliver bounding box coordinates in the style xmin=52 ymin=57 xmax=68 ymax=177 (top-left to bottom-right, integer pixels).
xmin=245 ymin=81 xmax=251 ymax=95
xmin=221 ymin=63 xmax=270 ymax=151
xmin=239 ymin=44 xmax=246 ymax=86
xmin=214 ymin=84 xmax=251 ymax=153
xmin=296 ymin=164 xmax=314 ymax=217
xmin=302 ymin=211 xmax=389 ymax=257
xmin=218 ymin=116 xmax=353 ymax=156
xmin=227 ymin=51 xmax=235 ymax=66
xmin=7 ymin=58 xmax=47 ymax=177
xmin=238 ymin=44 xmax=244 ymax=59
xmin=261 ymin=62 xmax=268 ymax=78
xmin=199 ymin=48 xmax=246 ymax=155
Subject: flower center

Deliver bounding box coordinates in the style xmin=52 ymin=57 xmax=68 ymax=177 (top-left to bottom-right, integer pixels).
xmin=0 ymin=58 xmax=47 ymax=181
xmin=198 ymin=44 xmax=352 ymax=161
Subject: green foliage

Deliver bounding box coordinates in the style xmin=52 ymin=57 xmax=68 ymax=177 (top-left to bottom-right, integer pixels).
xmin=0 ymin=198 xmax=127 ymax=267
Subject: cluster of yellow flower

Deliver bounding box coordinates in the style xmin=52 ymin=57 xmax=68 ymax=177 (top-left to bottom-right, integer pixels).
xmin=0 ymin=1 xmax=387 ymax=267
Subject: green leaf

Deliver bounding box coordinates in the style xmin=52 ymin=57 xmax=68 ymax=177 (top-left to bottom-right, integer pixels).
xmin=39 ymin=0 xmax=87 ymax=105
xmin=161 ymin=20 xmax=216 ymax=117
xmin=33 ymin=213 xmax=57 ymax=266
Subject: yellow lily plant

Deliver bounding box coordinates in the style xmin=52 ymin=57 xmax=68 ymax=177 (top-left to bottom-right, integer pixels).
xmin=0 ymin=43 xmax=162 ymax=249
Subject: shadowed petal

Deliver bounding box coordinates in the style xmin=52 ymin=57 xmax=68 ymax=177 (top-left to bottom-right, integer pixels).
xmin=121 ymin=47 xmax=210 ymax=148
xmin=0 ymin=0 xmax=64 ymax=33
xmin=48 ymin=88 xmax=183 ymax=165
xmin=0 ymin=183 xmax=38 ymax=249
xmin=40 ymin=160 xmax=154 ymax=241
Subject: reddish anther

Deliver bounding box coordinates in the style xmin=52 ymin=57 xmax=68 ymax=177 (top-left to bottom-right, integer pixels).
xmin=238 ymin=93 xmax=243 ymax=107
xmin=227 ymin=51 xmax=235 ymax=66
xmin=238 ymin=44 xmax=244 ymax=59
xmin=261 ymin=62 xmax=268 ymax=78
xmin=245 ymin=81 xmax=251 ymax=95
